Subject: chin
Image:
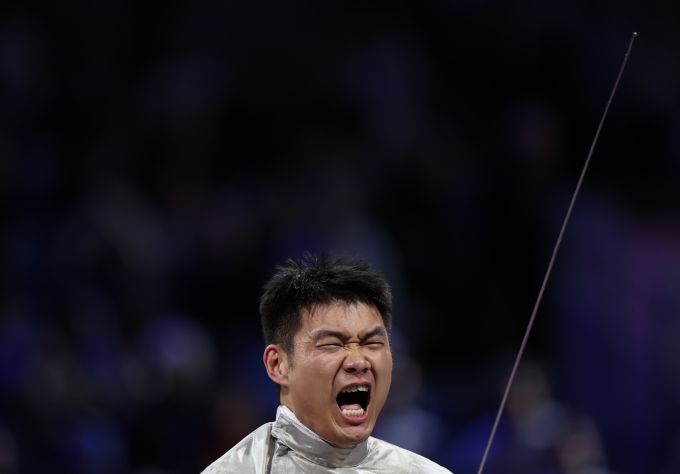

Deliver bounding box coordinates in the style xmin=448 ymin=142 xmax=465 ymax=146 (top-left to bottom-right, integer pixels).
xmin=344 ymin=427 xmax=371 ymax=444
xmin=331 ymin=421 xmax=374 ymax=447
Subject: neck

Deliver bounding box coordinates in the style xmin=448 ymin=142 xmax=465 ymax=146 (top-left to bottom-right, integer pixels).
xmin=271 ymin=405 xmax=369 ymax=468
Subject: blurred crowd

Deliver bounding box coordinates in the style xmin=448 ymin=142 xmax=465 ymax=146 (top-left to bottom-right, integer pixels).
xmin=1 ymin=1 xmax=680 ymax=473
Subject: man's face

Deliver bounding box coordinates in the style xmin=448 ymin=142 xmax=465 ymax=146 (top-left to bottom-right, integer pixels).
xmin=278 ymin=301 xmax=392 ymax=447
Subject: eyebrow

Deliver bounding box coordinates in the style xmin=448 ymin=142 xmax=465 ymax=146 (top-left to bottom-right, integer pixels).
xmin=310 ymin=326 xmax=388 ymax=342
xmin=361 ymin=326 xmax=388 ymax=340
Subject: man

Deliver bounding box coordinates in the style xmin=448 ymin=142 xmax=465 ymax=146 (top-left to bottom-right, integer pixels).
xmin=203 ymin=254 xmax=452 ymax=473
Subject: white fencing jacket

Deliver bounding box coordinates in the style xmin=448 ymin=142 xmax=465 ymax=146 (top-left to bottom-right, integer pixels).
xmin=202 ymin=406 xmax=452 ymax=473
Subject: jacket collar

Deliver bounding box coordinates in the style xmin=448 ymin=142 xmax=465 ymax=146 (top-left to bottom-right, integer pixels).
xmin=271 ymin=405 xmax=369 ymax=468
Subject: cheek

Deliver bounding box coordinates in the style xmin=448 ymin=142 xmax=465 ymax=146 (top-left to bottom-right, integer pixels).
xmin=294 ymin=353 xmax=343 ymax=385
xmin=371 ymin=354 xmax=392 ymax=411
xmin=369 ymin=351 xmax=393 ymax=384
xmin=376 ymin=350 xmax=393 ymax=370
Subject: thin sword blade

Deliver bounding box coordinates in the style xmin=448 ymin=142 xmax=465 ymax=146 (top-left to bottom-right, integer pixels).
xmin=476 ymin=31 xmax=637 ymax=474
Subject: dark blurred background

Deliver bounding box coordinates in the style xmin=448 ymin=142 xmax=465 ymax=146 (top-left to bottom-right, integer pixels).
xmin=1 ymin=1 xmax=679 ymax=473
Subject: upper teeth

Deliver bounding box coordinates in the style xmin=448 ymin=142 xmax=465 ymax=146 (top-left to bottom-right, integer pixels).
xmin=341 ymin=385 xmax=369 ymax=393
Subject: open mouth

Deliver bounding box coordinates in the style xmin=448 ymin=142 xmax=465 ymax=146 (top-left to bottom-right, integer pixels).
xmin=336 ymin=384 xmax=371 ymax=418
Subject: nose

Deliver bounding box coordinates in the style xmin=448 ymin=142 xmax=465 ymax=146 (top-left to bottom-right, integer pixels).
xmin=343 ymin=348 xmax=371 ymax=374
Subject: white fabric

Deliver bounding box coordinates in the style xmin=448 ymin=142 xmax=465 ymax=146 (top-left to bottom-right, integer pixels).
xmin=202 ymin=406 xmax=453 ymax=473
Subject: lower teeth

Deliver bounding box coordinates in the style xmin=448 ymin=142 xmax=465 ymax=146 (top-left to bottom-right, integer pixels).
xmin=341 ymin=408 xmax=365 ymax=417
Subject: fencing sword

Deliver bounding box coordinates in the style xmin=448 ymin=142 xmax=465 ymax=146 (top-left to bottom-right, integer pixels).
xmin=477 ymin=31 xmax=638 ymax=474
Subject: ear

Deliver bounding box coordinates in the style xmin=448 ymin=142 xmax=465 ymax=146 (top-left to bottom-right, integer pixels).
xmin=263 ymin=344 xmax=289 ymax=386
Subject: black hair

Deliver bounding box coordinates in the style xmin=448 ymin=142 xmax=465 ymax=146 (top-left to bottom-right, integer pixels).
xmin=259 ymin=253 xmax=392 ymax=353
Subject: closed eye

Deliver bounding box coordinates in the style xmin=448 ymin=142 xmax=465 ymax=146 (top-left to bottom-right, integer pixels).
xmin=318 ymin=342 xmax=343 ymax=349
xmin=364 ymin=340 xmax=385 ymax=348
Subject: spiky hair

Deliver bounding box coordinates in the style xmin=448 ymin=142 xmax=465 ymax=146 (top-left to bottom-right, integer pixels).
xmin=259 ymin=253 xmax=392 ymax=352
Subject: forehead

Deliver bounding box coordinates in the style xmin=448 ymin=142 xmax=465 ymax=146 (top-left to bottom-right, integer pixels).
xmin=298 ymin=301 xmax=384 ymax=335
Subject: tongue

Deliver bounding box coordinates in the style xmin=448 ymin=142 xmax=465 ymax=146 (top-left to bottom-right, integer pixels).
xmin=339 ymin=403 xmax=362 ymax=410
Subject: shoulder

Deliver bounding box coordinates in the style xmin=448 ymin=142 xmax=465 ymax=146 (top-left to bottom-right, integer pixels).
xmin=201 ymin=423 xmax=273 ymax=474
xmin=368 ymin=437 xmax=453 ymax=473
